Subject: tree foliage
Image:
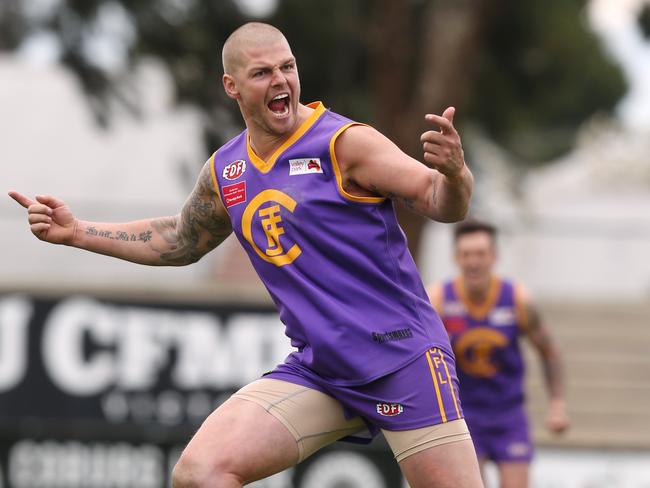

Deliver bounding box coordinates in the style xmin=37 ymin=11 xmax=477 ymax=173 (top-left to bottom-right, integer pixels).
xmin=0 ymin=0 xmax=627 ymax=255
xmin=640 ymin=3 xmax=650 ymax=39
xmin=467 ymin=0 xmax=626 ymax=163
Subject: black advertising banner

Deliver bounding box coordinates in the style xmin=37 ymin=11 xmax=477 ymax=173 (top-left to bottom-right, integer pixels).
xmin=0 ymin=294 xmax=287 ymax=436
xmin=0 ymin=293 xmax=403 ymax=488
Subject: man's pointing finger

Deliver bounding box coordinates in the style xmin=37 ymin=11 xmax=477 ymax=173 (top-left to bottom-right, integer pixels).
xmin=8 ymin=190 xmax=35 ymax=209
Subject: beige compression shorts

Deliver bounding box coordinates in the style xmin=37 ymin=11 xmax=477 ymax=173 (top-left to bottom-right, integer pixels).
xmin=233 ymin=378 xmax=470 ymax=463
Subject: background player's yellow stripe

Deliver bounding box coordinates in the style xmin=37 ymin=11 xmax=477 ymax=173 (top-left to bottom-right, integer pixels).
xmin=426 ymin=350 xmax=447 ymax=423
xmin=438 ymin=349 xmax=461 ymax=419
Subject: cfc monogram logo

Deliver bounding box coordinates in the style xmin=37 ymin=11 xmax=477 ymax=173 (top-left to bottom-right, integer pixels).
xmin=454 ymin=327 xmax=508 ymax=378
xmin=259 ymin=205 xmax=285 ymax=257
xmin=241 ymin=189 xmax=302 ymax=267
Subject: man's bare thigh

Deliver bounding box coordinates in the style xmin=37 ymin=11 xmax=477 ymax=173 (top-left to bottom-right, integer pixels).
xmin=176 ymin=378 xmax=366 ymax=485
xmin=176 ymin=395 xmax=299 ymax=485
xmin=233 ymin=378 xmax=365 ymax=462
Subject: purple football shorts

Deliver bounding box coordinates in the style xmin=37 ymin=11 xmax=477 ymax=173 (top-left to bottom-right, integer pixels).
xmin=464 ymin=404 xmax=533 ymax=462
xmin=265 ymin=347 xmax=464 ymax=440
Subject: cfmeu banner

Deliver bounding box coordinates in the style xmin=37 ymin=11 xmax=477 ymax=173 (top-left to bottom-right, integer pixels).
xmin=0 ymin=294 xmax=403 ymax=488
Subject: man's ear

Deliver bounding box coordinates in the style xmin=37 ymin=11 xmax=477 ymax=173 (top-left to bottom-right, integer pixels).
xmin=222 ymin=74 xmax=239 ymax=100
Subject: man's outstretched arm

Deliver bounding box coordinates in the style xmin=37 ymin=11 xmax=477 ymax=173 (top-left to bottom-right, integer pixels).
xmin=335 ymin=106 xmax=472 ymax=223
xmin=8 ymin=160 xmax=232 ymax=266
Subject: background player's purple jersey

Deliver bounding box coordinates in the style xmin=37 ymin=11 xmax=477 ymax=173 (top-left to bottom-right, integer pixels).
xmin=438 ymin=278 xmax=526 ymax=421
xmin=211 ymin=101 xmax=451 ymax=385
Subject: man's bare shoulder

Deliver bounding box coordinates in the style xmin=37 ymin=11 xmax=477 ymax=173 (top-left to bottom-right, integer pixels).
xmin=334 ymin=124 xmax=399 ymax=169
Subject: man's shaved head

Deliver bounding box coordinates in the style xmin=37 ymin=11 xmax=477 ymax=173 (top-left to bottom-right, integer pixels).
xmin=222 ymin=22 xmax=289 ymax=75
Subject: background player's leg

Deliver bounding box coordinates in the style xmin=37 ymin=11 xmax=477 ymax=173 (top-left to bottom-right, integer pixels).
xmin=497 ymin=461 xmax=529 ymax=488
xmin=172 ymin=397 xmax=298 ymax=488
xmin=398 ymin=439 xmax=484 ymax=488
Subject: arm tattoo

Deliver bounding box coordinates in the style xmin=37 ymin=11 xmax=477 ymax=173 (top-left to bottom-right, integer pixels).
xmin=400 ymin=198 xmax=415 ymax=210
xmin=152 ymin=164 xmax=232 ymax=265
xmin=368 ymin=185 xmax=417 ymax=211
xmin=85 ymin=226 xmax=153 ymax=243
xmin=369 ymin=184 xmax=395 ymax=199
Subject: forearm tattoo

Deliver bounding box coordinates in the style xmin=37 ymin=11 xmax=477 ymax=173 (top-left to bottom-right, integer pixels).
xmin=85 ymin=226 xmax=153 ymax=242
xmin=152 ymin=164 xmax=231 ymax=265
xmin=83 ymin=164 xmax=231 ymax=265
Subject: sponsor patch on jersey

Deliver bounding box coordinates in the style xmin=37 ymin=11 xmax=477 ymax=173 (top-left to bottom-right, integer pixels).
xmin=289 ymin=158 xmax=323 ymax=175
xmin=443 ymin=301 xmax=466 ymax=316
xmin=376 ymin=403 xmax=404 ymax=417
xmin=444 ymin=317 xmax=467 ymax=335
xmin=489 ymin=307 xmax=516 ymax=326
xmin=507 ymin=442 xmax=530 ymax=457
xmin=222 ymin=181 xmax=247 ymax=208
xmin=223 ymin=159 xmax=247 ymax=180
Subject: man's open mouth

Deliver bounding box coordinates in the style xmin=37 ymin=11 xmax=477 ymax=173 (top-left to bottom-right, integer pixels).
xmin=268 ymin=93 xmax=290 ymax=116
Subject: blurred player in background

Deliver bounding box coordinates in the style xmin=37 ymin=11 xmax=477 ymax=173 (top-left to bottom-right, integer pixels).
xmin=9 ymin=22 xmax=484 ymax=488
xmin=428 ymin=220 xmax=570 ymax=488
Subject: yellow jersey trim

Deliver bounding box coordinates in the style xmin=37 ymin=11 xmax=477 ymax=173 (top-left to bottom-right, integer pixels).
xmin=246 ymin=101 xmax=326 ymax=174
xmin=454 ymin=276 xmax=501 ymax=321
xmin=329 ymin=123 xmax=386 ymax=204
xmin=209 ymin=152 xmax=229 ymax=217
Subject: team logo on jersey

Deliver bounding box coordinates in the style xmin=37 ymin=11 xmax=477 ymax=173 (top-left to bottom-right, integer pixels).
xmin=376 ymin=403 xmax=404 ymax=417
xmin=223 ymin=159 xmax=247 ymax=180
xmin=454 ymin=327 xmax=508 ymax=378
xmin=489 ymin=307 xmax=516 ymax=326
xmin=241 ymin=189 xmax=302 ymax=267
xmin=222 ymin=181 xmax=247 ymax=207
xmin=289 ymin=158 xmax=323 ymax=175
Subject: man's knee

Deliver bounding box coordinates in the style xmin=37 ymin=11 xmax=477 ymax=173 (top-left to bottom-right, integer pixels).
xmin=171 ymin=454 xmax=209 ymax=488
xmin=172 ymin=450 xmax=241 ymax=488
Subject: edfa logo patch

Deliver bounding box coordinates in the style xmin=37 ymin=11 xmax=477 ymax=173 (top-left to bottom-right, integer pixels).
xmin=376 ymin=403 xmax=404 ymax=416
xmin=223 ymin=160 xmax=247 ymax=180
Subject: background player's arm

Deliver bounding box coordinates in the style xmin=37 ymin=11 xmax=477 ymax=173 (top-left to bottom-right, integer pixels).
xmin=519 ymin=289 xmax=570 ymax=434
xmin=335 ymin=107 xmax=472 ymax=223
xmin=9 ymin=160 xmax=232 ymax=266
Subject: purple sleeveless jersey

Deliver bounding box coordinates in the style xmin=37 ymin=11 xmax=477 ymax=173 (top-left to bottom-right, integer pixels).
xmin=211 ymin=102 xmax=451 ymax=385
xmin=439 ymin=278 xmax=526 ymax=420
